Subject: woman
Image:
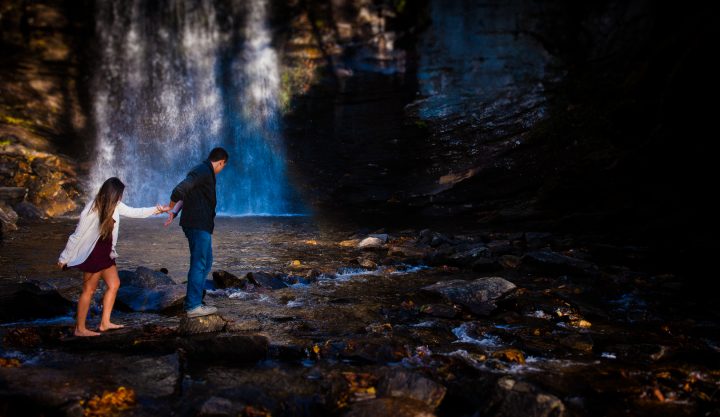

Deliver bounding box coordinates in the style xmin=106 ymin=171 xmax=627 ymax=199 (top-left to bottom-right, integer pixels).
xmin=58 ymin=177 xmax=168 ymax=337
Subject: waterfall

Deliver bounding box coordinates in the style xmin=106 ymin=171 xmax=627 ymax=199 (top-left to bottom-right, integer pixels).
xmin=89 ymin=0 xmax=302 ymax=215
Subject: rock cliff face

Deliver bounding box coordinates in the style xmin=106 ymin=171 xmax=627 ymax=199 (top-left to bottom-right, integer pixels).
xmin=276 ymin=0 xmax=714 ymax=254
xmin=0 ymin=0 xmax=93 ymax=225
xmin=1 ymin=0 xmax=714 ymax=257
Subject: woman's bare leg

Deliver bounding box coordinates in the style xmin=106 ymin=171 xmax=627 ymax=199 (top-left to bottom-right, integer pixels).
xmin=99 ymin=264 xmax=124 ymax=331
xmin=76 ymin=271 xmax=102 ymax=337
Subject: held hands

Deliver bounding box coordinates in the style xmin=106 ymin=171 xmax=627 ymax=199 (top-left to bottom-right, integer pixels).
xmin=164 ymin=211 xmax=176 ymax=228
xmin=155 ymin=204 xmax=171 ymax=214
xmin=57 ymin=261 xmax=66 ymax=270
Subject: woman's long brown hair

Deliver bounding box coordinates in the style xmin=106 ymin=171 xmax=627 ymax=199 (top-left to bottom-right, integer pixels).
xmin=92 ymin=177 xmax=125 ymax=240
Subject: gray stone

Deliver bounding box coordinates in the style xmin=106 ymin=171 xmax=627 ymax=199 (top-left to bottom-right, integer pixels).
xmin=119 ymin=266 xmax=176 ymax=288
xmin=421 ymin=277 xmax=517 ymax=316
xmin=358 ymin=237 xmax=384 ymax=249
xmin=178 ymin=314 xmax=227 ymax=334
xmin=368 ymin=233 xmax=389 ymax=243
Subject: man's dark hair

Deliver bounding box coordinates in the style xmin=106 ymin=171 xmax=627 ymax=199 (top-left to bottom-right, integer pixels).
xmin=208 ymin=147 xmax=229 ymax=162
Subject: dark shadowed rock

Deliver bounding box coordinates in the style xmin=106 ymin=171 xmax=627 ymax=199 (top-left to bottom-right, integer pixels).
xmin=419 ymin=304 xmax=460 ymax=318
xmin=0 ymin=352 xmax=179 ymax=412
xmin=179 ymin=333 xmax=269 ymax=362
xmin=13 ymin=201 xmax=44 ymax=219
xmin=116 ymin=284 xmax=185 ymax=312
xmin=0 ymin=201 xmax=18 ymax=233
xmin=524 ymin=232 xmax=553 ymax=249
xmin=212 ymin=270 xmax=247 ymax=289
xmin=484 ymin=376 xmax=565 ymax=417
xmin=499 ymin=255 xmax=522 ymax=269
xmin=0 ymin=187 xmax=27 ymax=206
xmin=178 ymin=314 xmax=227 ymax=334
xmin=248 ymin=271 xmax=288 ymax=290
xmin=471 ymin=257 xmax=500 ymax=272
xmin=377 ymin=368 xmax=446 ymax=408
xmin=119 ymin=266 xmax=175 ymax=288
xmin=522 ymin=251 xmax=598 ymax=275
xmin=343 ymin=397 xmax=435 ymax=417
xmin=198 ymin=396 xmax=246 ymax=417
xmin=420 ymin=277 xmax=517 ymax=316
xmin=0 ymin=281 xmax=73 ymax=322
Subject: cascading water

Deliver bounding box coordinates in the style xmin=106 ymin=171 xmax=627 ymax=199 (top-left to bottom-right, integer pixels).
xmin=90 ymin=0 xmax=303 ymax=215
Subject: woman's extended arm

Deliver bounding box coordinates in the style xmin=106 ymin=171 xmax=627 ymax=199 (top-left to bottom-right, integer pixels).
xmin=116 ymin=201 xmax=164 ymax=218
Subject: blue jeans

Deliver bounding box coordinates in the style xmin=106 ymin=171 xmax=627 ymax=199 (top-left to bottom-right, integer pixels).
xmin=183 ymin=227 xmax=213 ymax=311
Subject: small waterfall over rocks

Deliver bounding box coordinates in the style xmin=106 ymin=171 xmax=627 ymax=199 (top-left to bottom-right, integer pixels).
xmin=90 ymin=0 xmax=303 ymax=215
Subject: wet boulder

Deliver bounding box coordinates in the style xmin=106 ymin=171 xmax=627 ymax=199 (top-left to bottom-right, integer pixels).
xmin=212 ymin=270 xmax=247 ymax=289
xmin=0 ymin=281 xmax=74 ymax=322
xmin=119 ymin=266 xmax=175 ymax=288
xmin=482 ymin=376 xmax=566 ymax=417
xmin=376 ymin=368 xmax=446 ymax=408
xmin=116 ymin=284 xmax=185 ymax=313
xmin=248 ymin=271 xmax=288 ymax=290
xmin=420 ymin=277 xmax=517 ymax=316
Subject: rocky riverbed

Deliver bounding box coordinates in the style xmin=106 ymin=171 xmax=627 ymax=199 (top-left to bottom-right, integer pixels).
xmin=1 ymin=217 xmax=718 ymax=416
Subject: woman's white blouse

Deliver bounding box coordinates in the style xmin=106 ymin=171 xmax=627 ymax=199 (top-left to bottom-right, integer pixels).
xmin=58 ymin=201 xmax=158 ymax=267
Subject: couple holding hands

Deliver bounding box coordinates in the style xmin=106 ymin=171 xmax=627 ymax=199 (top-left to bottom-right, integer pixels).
xmin=57 ymin=147 xmax=229 ymax=336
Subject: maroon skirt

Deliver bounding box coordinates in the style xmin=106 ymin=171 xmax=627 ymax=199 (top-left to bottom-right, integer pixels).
xmin=66 ymin=235 xmax=116 ymax=273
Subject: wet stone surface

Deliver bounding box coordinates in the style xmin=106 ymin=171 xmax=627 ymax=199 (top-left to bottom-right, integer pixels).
xmin=0 ymin=217 xmax=718 ymax=416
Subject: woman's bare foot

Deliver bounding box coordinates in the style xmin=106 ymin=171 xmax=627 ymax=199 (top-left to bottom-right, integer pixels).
xmin=74 ymin=327 xmax=101 ymax=337
xmin=98 ymin=322 xmax=125 ymax=332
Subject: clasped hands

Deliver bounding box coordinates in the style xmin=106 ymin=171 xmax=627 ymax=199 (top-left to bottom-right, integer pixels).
xmin=156 ymin=202 xmax=178 ymax=228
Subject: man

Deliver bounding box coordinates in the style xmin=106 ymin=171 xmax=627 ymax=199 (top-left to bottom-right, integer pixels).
xmin=166 ymin=147 xmax=228 ymax=317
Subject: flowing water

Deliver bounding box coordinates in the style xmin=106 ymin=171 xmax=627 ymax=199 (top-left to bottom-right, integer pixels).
xmin=89 ymin=0 xmax=302 ymax=215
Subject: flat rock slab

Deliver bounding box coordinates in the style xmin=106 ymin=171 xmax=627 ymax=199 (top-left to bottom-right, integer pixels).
xmin=420 ymin=277 xmax=517 ymax=316
xmin=0 ymin=352 xmax=179 ymax=412
xmin=343 ymin=397 xmax=436 ymax=417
